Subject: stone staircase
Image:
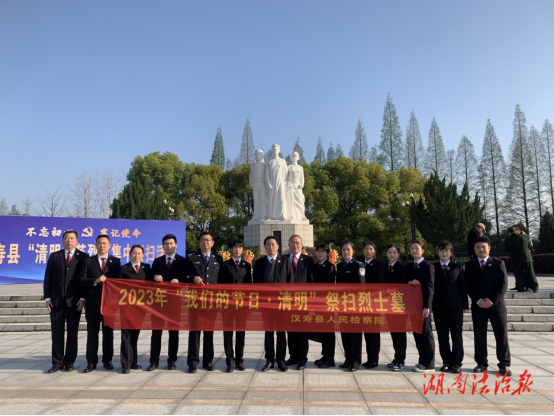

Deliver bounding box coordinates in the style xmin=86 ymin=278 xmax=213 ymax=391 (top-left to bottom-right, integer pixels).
xmin=0 ymin=292 xmax=553 ymax=332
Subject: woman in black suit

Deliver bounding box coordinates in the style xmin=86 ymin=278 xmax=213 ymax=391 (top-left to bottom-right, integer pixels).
xmin=120 ymin=244 xmax=151 ymax=374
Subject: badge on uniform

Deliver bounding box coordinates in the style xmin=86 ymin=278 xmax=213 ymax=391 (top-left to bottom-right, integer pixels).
xmin=417 ymin=266 xmax=420 ymax=269
xmin=278 ymin=260 xmax=281 ymax=263
xmin=109 ymin=260 xmax=112 ymax=262
xmin=359 ymin=268 xmax=366 ymax=276
xmin=447 ymin=267 xmax=450 ymax=270
xmin=76 ymin=253 xmax=80 ymax=256
xmin=488 ymin=264 xmax=492 ymax=267
xmin=391 ymin=269 xmax=394 ymax=272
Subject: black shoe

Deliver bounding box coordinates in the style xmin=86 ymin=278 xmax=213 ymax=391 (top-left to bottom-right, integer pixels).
xmin=339 ymin=361 xmax=352 ymax=368
xmin=83 ymin=364 xmax=96 ymax=373
xmin=103 ymin=362 xmax=114 ymax=370
xmin=314 ymin=357 xmax=325 ymax=366
xmin=318 ymin=360 xmax=335 ymax=368
xmin=350 ymin=362 xmax=360 ymax=372
xmin=147 ymin=363 xmax=158 ymax=371
xmin=451 ymin=365 xmax=462 ymax=373
xmin=188 ymin=367 xmax=197 ymax=374
xmin=474 ymin=364 xmax=488 ymax=373
xmin=167 ymin=360 xmax=176 ymax=370
xmin=524 ymin=288 xmax=533 ymax=292
xmin=510 ymin=287 xmax=517 ymax=291
xmin=235 ymin=363 xmax=246 ymax=371
xmin=277 ymin=361 xmax=288 ymax=372
xmin=261 ymin=361 xmax=274 ymax=372
xmin=285 ymin=358 xmax=298 ymax=366
xmin=122 ymin=368 xmax=130 ymax=374
xmin=131 ymin=365 xmax=142 ymax=370
xmin=363 ymin=362 xmax=377 ymax=369
xmin=64 ymin=365 xmax=74 ymax=372
xmin=203 ymin=363 xmax=215 ymax=372
xmin=498 ymin=365 xmax=512 ymax=377
xmin=226 ymin=365 xmax=234 ymax=373
xmin=48 ymin=365 xmax=62 ymax=374
xmin=297 ymin=362 xmax=306 ymax=370
xmin=440 ymin=364 xmax=451 ymax=372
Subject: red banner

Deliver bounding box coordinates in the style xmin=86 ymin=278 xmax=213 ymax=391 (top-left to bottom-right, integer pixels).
xmin=101 ymin=279 xmax=424 ymax=333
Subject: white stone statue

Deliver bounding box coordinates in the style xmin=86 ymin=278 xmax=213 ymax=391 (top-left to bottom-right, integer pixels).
xmin=286 ymin=151 xmax=308 ymax=221
xmin=249 ymin=149 xmax=267 ymax=221
xmin=265 ymin=144 xmax=288 ymax=220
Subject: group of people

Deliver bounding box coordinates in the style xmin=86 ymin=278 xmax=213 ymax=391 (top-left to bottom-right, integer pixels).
xmin=43 ymin=228 xmax=513 ymax=377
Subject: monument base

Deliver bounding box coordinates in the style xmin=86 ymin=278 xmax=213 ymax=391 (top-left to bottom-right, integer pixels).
xmin=244 ymin=222 xmax=314 ymax=255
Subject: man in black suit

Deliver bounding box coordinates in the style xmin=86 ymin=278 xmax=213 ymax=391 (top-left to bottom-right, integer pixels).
xmin=285 ymin=235 xmax=314 ymax=370
xmin=120 ymin=244 xmax=152 ymax=374
xmin=187 ymin=232 xmax=223 ymax=373
xmin=44 ymin=230 xmax=89 ymax=373
xmin=466 ymin=236 xmax=511 ymax=376
xmin=219 ymin=238 xmax=252 ymax=372
xmin=149 ymin=234 xmax=198 ymax=371
xmin=253 ymin=235 xmax=294 ymax=372
xmin=78 ymin=234 xmax=121 ymax=373
xmin=467 ymin=223 xmax=485 ymax=260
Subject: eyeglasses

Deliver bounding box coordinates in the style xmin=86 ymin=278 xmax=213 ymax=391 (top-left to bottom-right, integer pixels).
xmin=200 ymin=239 xmax=213 ymax=242
xmin=265 ymin=243 xmax=278 ymax=247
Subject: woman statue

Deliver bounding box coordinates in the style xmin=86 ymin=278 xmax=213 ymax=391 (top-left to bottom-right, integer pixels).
xmin=286 ymin=152 xmax=308 ymax=221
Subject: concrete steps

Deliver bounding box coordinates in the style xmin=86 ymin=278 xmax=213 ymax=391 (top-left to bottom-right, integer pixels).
xmin=0 ymin=292 xmax=552 ymax=332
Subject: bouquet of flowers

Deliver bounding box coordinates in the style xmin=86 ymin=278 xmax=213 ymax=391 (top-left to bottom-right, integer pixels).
xmin=218 ymin=251 xmax=231 ymax=261
xmin=329 ymin=248 xmax=340 ymax=265
xmin=243 ymin=250 xmax=254 ymax=265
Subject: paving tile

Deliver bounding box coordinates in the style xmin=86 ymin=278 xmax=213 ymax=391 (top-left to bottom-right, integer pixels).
xmin=106 ymin=403 xmax=178 ymax=415
xmin=368 ymin=406 xmax=438 ymax=414
xmin=237 ymin=404 xmax=303 ymax=414
xmin=0 ymin=403 xmax=58 ymax=414
xmin=249 ymin=372 xmax=303 ymax=388
xmin=42 ymin=403 xmax=117 ymax=415
xmin=244 ymin=390 xmax=301 ymax=401
xmin=362 ymin=392 xmax=427 ymax=403
xmin=73 ymin=389 xmax=136 ymax=399
xmin=143 ymin=372 xmax=204 ymax=387
xmin=128 ymin=389 xmax=189 ymax=399
xmin=196 ymin=372 xmax=253 ymax=387
xmin=186 ymin=389 xmax=245 ymax=400
xmin=304 ymin=405 xmax=370 ymax=414
xmin=354 ymin=373 xmax=414 ymax=388
xmin=171 ymin=404 xmax=240 ymax=414
xmin=434 ymin=408 xmax=504 ymax=415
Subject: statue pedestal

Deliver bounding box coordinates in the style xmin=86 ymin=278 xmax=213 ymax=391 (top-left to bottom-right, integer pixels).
xmin=244 ymin=222 xmax=314 ymax=255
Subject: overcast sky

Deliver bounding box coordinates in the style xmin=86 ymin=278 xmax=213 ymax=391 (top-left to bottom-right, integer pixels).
xmin=1 ymin=0 xmax=553 ymax=209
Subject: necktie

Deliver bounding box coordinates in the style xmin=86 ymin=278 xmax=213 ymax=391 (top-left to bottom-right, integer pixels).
xmin=388 ymin=264 xmax=392 ymax=272
xmin=414 ymin=262 xmax=417 ymax=270
xmin=167 ymin=257 xmax=172 ymax=270
xmin=135 ymin=265 xmax=140 ymax=274
xmin=205 ymin=255 xmax=210 ymax=264
xmin=443 ymin=264 xmax=447 ymax=272
xmin=101 ymin=258 xmax=106 ymax=273
xmin=481 ymin=260 xmax=485 ymax=271
xmin=235 ymin=260 xmax=239 ymax=269
xmin=366 ymin=261 xmax=369 ymax=266
xmin=292 ymin=256 xmax=297 ymax=275
xmin=271 ymin=258 xmax=274 ymax=264
xmin=66 ymin=252 xmax=71 ymax=266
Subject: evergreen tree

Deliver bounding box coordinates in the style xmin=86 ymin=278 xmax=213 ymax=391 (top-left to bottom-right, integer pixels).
xmin=505 ymin=104 xmax=537 ymax=232
xmin=225 ymin=158 xmax=232 ymax=171
xmin=404 ymin=110 xmax=425 ymax=170
xmin=378 ymin=92 xmax=403 ymax=171
xmin=266 ymin=149 xmax=284 ymax=161
xmin=425 ymin=117 xmax=447 ymax=178
xmin=542 ymin=119 xmax=554 ymax=212
xmin=209 ymin=126 xmax=225 ymax=169
xmin=454 ymin=135 xmax=478 ymax=197
xmin=9 ymin=205 xmax=20 ymax=215
xmin=336 ymin=143 xmax=344 ymax=158
xmin=368 ymin=145 xmax=379 ymax=164
xmin=0 ymin=198 xmax=7 ymax=215
xmin=349 ymin=119 xmax=369 ymax=161
xmin=539 ymin=211 xmax=554 ymax=254
xmin=528 ymin=125 xmax=547 ymax=221
xmin=446 ymin=149 xmax=455 ymax=183
xmin=292 ymin=137 xmax=306 ymax=164
xmin=111 ymin=178 xmax=168 ymax=220
xmin=327 ymin=142 xmax=336 ymax=161
xmin=236 ymin=118 xmax=255 ymax=165
xmin=411 ymin=172 xmax=484 ymax=247
xmin=480 ymin=119 xmax=507 ymax=236
xmin=314 ymin=137 xmax=326 ymax=164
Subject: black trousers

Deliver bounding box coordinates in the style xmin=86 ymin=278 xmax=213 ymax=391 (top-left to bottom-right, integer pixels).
xmin=340 ymin=333 xmax=362 ymax=365
xmin=320 ymin=332 xmax=336 ymax=361
xmin=150 ymin=330 xmax=179 ymax=364
xmin=187 ymin=331 xmax=214 ymax=368
xmin=121 ymin=329 xmax=140 ymax=369
xmin=434 ymin=308 xmax=464 ymax=366
xmin=390 ymin=332 xmax=407 ymax=364
xmin=287 ymin=332 xmax=309 ymax=364
xmin=413 ymin=315 xmax=436 ymax=368
xmin=363 ymin=332 xmax=380 ymax=365
xmin=513 ymin=262 xmax=539 ymax=291
xmin=50 ymin=302 xmax=82 ymax=367
xmin=84 ymin=309 xmax=113 ymax=365
xmin=264 ymin=331 xmax=287 ymax=363
xmin=472 ymin=308 xmax=511 ymax=367
xmin=223 ymin=331 xmax=245 ymax=365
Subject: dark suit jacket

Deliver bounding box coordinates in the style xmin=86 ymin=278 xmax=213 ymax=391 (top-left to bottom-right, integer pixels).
xmin=288 ymin=253 xmax=314 ymax=283
xmin=121 ymin=262 xmax=152 ymax=281
xmin=151 ymin=253 xmax=196 ymax=283
xmin=43 ymin=249 xmax=89 ymax=307
xmin=505 ymin=233 xmax=534 ymax=265
xmin=336 ymin=260 xmax=365 ymax=284
xmin=384 ymin=261 xmax=408 ymax=284
xmin=465 ymin=257 xmax=508 ymax=313
xmin=432 ymin=261 xmax=468 ymax=310
xmin=467 ymin=228 xmax=481 ymax=259
xmin=253 ymin=254 xmax=294 ymax=283
xmin=189 ymin=251 xmax=223 ymax=285
xmin=219 ymin=258 xmax=252 ymax=284
xmin=406 ymin=259 xmax=435 ymax=309
xmin=78 ymin=254 xmax=121 ymax=310
xmin=363 ymin=259 xmax=385 ymax=284
xmin=313 ymin=260 xmax=336 ymax=284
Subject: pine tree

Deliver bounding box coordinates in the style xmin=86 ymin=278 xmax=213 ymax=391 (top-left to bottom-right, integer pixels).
xmin=0 ymin=198 xmax=7 ymax=215
xmin=292 ymin=137 xmax=306 ymax=164
xmin=425 ymin=118 xmax=447 ymax=178
xmin=378 ymin=93 xmax=403 ymax=171
xmin=111 ymin=178 xmax=168 ymax=220
xmin=327 ymin=142 xmax=336 ymax=161
xmin=542 ymin=119 xmax=554 ymax=212
xmin=368 ymin=145 xmax=379 ymax=164
xmin=454 ymin=135 xmax=479 ymax=197
xmin=336 ymin=143 xmax=344 ymax=158
xmin=349 ymin=119 xmax=369 ymax=161
xmin=539 ymin=211 xmax=554 ymax=254
xmin=9 ymin=205 xmax=20 ymax=215
xmin=528 ymin=125 xmax=547 ymax=221
xmin=225 ymin=158 xmax=232 ymax=171
xmin=314 ymin=137 xmax=326 ymax=164
xmin=480 ymin=119 xmax=507 ymax=236
xmin=236 ymin=118 xmax=255 ymax=165
xmin=404 ymin=110 xmax=424 ymax=170
xmin=446 ymin=149 xmax=456 ymax=183
xmin=209 ymin=127 xmax=225 ymax=169
xmin=505 ymin=104 xmax=537 ymax=232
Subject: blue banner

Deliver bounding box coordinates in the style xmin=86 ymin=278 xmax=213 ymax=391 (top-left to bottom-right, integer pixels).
xmin=0 ymin=216 xmax=186 ymax=284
